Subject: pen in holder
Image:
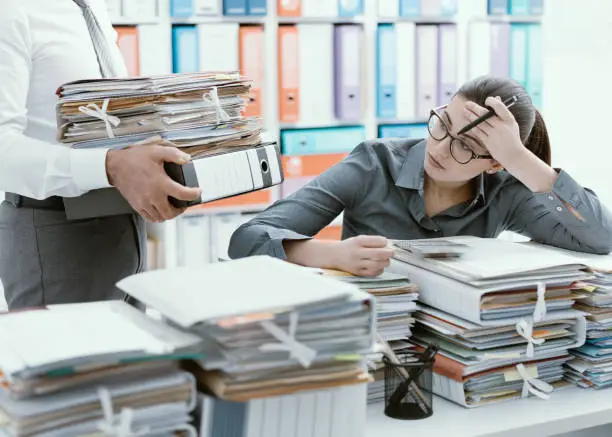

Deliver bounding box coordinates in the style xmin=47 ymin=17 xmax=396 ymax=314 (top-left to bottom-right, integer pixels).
xmin=382 ymin=343 xmax=438 ymax=420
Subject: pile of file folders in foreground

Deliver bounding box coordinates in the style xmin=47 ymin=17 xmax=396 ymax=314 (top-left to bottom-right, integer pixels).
xmin=388 ymin=236 xmax=610 ymax=408
xmin=54 ymin=72 xmax=282 ymax=215
xmin=319 ymin=269 xmax=419 ymax=403
xmin=0 ymin=256 xmax=373 ymax=437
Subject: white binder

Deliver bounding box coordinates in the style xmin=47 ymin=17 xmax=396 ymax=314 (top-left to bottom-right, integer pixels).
xmin=198 ymin=23 xmax=240 ymax=72
xmin=395 ymin=22 xmax=417 ymax=120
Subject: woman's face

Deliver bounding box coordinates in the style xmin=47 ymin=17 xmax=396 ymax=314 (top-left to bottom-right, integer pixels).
xmin=424 ymin=96 xmax=498 ymax=184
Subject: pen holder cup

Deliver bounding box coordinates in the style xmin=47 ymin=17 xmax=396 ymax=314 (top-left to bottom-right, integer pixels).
xmin=383 ymin=353 xmax=434 ymax=420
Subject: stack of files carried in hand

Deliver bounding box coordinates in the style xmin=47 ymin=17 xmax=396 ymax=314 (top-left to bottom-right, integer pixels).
xmin=525 ymin=244 xmax=612 ymax=390
xmin=0 ymin=300 xmax=203 ymax=436
xmin=316 ymin=269 xmax=419 ymax=403
xmin=388 ymin=236 xmax=591 ymax=407
xmin=55 ymin=72 xmax=262 ymax=158
xmin=115 ymin=256 xmax=374 ymax=423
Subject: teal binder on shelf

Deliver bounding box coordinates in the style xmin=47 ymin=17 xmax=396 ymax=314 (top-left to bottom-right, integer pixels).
xmin=509 ymin=23 xmax=528 ymax=88
xmin=172 ymin=25 xmax=199 ymax=73
xmin=487 ymin=0 xmax=508 ymax=15
xmin=223 ymin=0 xmax=247 ymax=15
xmin=399 ymin=0 xmax=420 ymax=16
xmin=170 ymin=0 xmax=194 ymax=17
xmin=526 ymin=24 xmax=543 ymax=109
xmin=281 ymin=126 xmax=366 ymax=156
xmin=379 ymin=124 xmax=428 ymax=139
xmin=376 ymin=24 xmax=397 ymax=119
xmin=338 ymin=0 xmax=364 ymax=17
xmin=247 ymin=0 xmax=266 ymax=15
xmin=508 ymin=0 xmax=529 ymax=15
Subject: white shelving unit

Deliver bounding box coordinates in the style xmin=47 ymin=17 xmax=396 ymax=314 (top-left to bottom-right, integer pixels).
xmin=108 ymin=0 xmax=543 ymax=269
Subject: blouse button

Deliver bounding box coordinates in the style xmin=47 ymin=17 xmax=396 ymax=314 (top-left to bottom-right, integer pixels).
xmin=556 ymin=206 xmax=563 ymax=212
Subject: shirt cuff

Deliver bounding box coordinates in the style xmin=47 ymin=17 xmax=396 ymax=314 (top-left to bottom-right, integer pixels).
xmin=551 ymin=169 xmax=582 ymax=208
xmin=267 ymin=228 xmax=313 ymax=259
xmin=70 ymin=148 xmax=112 ymax=192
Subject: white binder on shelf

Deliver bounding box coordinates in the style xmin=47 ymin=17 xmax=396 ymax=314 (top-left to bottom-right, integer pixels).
xmin=210 ymin=213 xmax=256 ymax=262
xmin=395 ymin=22 xmax=416 ymax=120
xmin=302 ymin=0 xmax=338 ymax=17
xmin=177 ymin=215 xmax=212 ymax=266
xmin=197 ymin=23 xmax=240 ymax=72
xmin=194 ymin=0 xmax=222 ymax=15
xmin=298 ymin=24 xmax=335 ymax=125
xmin=138 ymin=24 xmax=173 ymax=75
xmin=468 ymin=21 xmax=492 ymax=80
xmin=378 ymin=0 xmax=399 ymax=17
xmin=122 ymin=0 xmax=159 ymax=18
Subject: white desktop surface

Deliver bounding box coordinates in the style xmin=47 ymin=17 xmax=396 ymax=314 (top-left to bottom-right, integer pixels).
xmin=366 ymin=387 xmax=612 ymax=437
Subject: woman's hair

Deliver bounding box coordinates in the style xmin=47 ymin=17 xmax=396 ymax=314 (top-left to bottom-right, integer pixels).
xmin=455 ymin=76 xmax=551 ymax=165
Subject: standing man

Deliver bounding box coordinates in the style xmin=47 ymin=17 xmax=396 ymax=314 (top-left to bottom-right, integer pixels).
xmin=0 ymin=0 xmax=201 ymax=309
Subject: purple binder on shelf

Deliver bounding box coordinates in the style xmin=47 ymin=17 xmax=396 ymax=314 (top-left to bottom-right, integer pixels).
xmin=437 ymin=24 xmax=457 ymax=107
xmin=416 ymin=25 xmax=438 ymax=119
xmin=333 ymin=25 xmax=363 ymax=121
xmin=490 ymin=23 xmax=511 ymax=77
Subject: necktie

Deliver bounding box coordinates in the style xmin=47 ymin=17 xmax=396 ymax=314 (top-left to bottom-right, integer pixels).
xmin=72 ymin=0 xmax=118 ymax=78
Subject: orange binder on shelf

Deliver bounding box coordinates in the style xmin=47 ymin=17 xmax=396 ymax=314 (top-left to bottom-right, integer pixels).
xmin=239 ymin=25 xmax=264 ymax=118
xmin=114 ymin=26 xmax=140 ymax=77
xmin=281 ymin=153 xmax=348 ymax=198
xmin=278 ymin=25 xmax=300 ymax=123
xmin=277 ymin=0 xmax=301 ymax=16
xmin=315 ymin=225 xmax=342 ymax=240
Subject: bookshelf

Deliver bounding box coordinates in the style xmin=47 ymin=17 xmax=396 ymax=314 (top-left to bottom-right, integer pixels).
xmin=106 ymin=0 xmax=544 ymax=269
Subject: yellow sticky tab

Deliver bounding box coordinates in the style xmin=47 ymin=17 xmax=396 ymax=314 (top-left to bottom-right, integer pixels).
xmin=334 ymin=354 xmax=362 ymax=361
xmin=581 ymin=286 xmax=597 ymax=292
xmin=504 ymin=365 xmax=538 ymax=382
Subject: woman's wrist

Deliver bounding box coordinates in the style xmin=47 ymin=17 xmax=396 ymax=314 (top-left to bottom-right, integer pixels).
xmin=503 ymin=147 xmax=558 ymax=193
xmin=283 ymin=239 xmax=343 ymax=270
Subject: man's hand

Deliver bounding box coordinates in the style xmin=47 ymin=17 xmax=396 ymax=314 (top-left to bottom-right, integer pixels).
xmin=106 ymin=141 xmax=202 ymax=223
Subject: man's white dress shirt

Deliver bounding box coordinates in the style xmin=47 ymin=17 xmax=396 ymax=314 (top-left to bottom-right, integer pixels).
xmin=0 ymin=0 xmax=127 ymax=199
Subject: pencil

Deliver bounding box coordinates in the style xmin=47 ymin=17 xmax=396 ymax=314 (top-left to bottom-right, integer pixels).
xmin=457 ymin=95 xmax=518 ymax=135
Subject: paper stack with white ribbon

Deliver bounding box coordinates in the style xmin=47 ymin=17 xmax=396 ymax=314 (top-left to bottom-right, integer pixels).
xmin=55 ymin=71 xmax=262 ymax=159
xmin=0 ymin=300 xmax=202 ymax=436
xmin=115 ymin=256 xmax=376 ymax=404
xmin=388 ymin=236 xmax=591 ymax=408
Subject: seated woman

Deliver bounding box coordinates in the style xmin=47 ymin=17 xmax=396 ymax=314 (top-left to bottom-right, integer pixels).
xmin=228 ymin=75 xmax=612 ymax=276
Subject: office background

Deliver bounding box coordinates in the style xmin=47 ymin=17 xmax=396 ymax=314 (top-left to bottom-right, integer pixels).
xmin=0 ymin=0 xmax=611 ymax=311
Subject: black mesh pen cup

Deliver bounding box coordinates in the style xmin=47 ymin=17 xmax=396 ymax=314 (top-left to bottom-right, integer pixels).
xmin=382 ymin=353 xmax=434 ymax=420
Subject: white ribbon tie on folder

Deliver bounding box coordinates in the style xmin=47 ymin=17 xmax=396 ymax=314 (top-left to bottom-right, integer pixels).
xmin=203 ymin=87 xmax=230 ymax=123
xmin=259 ymin=312 xmax=318 ymax=368
xmin=78 ymin=98 xmax=120 ymax=139
xmin=533 ymin=282 xmax=547 ymax=323
xmin=516 ymin=364 xmax=554 ymax=400
xmin=516 ymin=319 xmax=544 ymax=358
xmin=96 ymin=387 xmax=150 ymax=437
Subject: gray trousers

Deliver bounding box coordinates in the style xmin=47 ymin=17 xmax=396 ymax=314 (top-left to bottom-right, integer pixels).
xmin=0 ymin=201 xmax=146 ymax=310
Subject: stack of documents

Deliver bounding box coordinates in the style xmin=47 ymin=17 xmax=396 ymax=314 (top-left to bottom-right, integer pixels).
xmin=197 ymin=383 xmax=367 ymax=437
xmin=116 ymin=256 xmax=374 ymax=404
xmin=389 ymin=236 xmax=591 ymax=407
xmin=55 ymin=72 xmax=262 ymax=158
xmin=316 ymin=270 xmax=419 ymax=403
xmin=531 ymin=245 xmax=612 ymax=389
xmin=0 ymin=301 xmax=203 ymax=436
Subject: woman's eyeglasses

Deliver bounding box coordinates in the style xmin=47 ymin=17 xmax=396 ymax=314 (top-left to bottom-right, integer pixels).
xmin=427 ymin=106 xmax=493 ymax=165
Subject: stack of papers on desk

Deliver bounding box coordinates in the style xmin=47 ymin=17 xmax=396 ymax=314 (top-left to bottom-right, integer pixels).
xmin=316 ymin=270 xmax=419 ymax=403
xmin=116 ymin=256 xmax=375 ymax=404
xmin=389 ymin=236 xmax=590 ymax=407
xmin=0 ymin=301 xmax=202 ymax=436
xmin=55 ymin=71 xmax=263 ymax=158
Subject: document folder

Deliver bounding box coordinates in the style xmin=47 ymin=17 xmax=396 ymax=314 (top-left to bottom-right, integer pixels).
xmin=63 ymin=142 xmax=283 ymax=219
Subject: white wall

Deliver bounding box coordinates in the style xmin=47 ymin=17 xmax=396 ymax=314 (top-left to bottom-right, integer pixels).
xmin=543 ymin=0 xmax=612 ymax=209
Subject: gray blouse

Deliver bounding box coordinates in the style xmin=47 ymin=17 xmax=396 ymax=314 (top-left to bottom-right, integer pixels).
xmin=228 ymin=139 xmax=612 ymax=259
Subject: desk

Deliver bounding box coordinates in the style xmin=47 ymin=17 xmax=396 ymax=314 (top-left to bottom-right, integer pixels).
xmin=366 ymin=387 xmax=612 ymax=437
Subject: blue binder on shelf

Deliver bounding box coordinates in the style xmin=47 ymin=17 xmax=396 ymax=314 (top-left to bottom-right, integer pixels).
xmin=172 ymin=25 xmax=199 ymax=73
xmin=508 ymin=0 xmax=529 ymax=15
xmin=487 ymin=0 xmax=508 ymax=15
xmin=223 ymin=0 xmax=247 ymax=15
xmin=509 ymin=23 xmax=528 ymax=88
xmin=377 ymin=24 xmax=397 ymax=119
xmin=281 ymin=126 xmax=366 ymax=156
xmin=526 ymin=24 xmax=543 ymax=109
xmin=171 ymin=0 xmax=194 ymax=17
xmin=338 ymin=0 xmax=364 ymax=17
xmin=379 ymin=123 xmax=428 ymax=139
xmin=399 ymin=0 xmax=420 ymax=16
xmin=530 ymin=0 xmax=544 ymax=15
xmin=247 ymin=0 xmax=266 ymax=15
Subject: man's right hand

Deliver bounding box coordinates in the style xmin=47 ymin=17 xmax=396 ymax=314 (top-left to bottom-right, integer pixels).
xmin=105 ymin=141 xmax=202 ymax=223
